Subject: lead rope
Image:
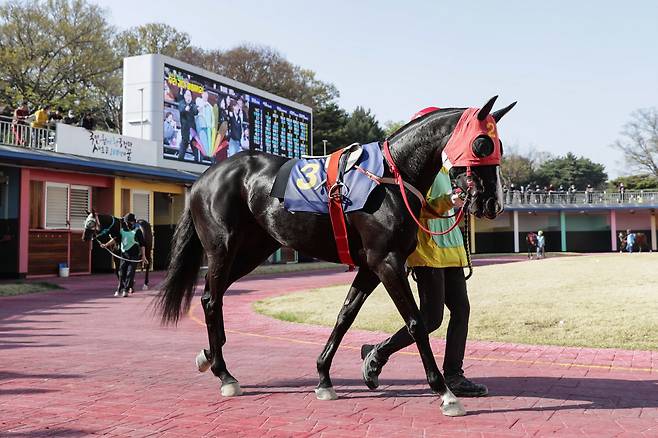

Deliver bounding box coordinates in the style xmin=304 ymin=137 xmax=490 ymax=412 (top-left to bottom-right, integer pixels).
xmin=463 ymin=204 xmax=473 ymax=280
xmin=93 ymin=237 xmax=145 ymax=263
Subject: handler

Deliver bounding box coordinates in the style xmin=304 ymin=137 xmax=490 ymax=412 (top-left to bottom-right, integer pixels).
xmin=361 ymin=109 xmax=488 ymax=398
xmin=101 ymin=213 xmax=147 ymax=297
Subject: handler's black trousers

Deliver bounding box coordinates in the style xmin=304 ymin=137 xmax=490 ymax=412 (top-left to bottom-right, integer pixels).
xmin=374 ymin=266 xmax=470 ymax=377
xmin=119 ymin=245 xmax=140 ymax=292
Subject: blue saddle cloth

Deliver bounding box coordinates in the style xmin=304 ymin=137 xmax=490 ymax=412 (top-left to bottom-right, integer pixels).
xmin=283 ymin=142 xmax=384 ymax=214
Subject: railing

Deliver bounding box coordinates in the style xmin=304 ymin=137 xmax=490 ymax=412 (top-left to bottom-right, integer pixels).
xmin=0 ymin=115 xmax=56 ymax=151
xmin=504 ymin=190 xmax=658 ymax=206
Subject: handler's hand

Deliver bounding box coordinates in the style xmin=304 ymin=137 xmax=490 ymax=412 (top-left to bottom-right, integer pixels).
xmin=451 ymin=193 xmax=465 ymax=208
xmin=141 ymin=256 xmax=148 ymax=265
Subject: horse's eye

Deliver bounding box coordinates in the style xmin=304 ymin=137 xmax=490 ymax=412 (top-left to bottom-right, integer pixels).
xmin=472 ymin=135 xmax=494 ymax=158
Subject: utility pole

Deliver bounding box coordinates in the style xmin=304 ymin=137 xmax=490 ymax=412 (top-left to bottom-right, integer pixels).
xmin=322 ymin=139 xmax=327 ymax=156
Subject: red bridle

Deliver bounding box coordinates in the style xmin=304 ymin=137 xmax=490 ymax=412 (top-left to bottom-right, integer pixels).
xmin=381 ymin=140 xmax=473 ymax=236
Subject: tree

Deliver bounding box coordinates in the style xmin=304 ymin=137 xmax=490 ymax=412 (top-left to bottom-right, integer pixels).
xmin=382 ymin=120 xmax=405 ymax=138
xmin=535 ymin=152 xmax=607 ymax=189
xmin=609 ymin=174 xmax=658 ymax=190
xmin=0 ymin=0 xmax=118 ymax=116
xmin=500 ymin=153 xmax=535 ymax=187
xmin=613 ymin=108 xmax=658 ymax=179
xmin=312 ymin=102 xmax=349 ymax=154
xmin=114 ymin=23 xmax=191 ymax=58
xmin=181 ymin=44 xmax=338 ymax=109
xmin=341 ymin=107 xmax=385 ymax=150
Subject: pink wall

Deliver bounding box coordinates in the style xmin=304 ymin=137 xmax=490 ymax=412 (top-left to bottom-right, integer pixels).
xmin=18 ymin=169 xmax=30 ymax=274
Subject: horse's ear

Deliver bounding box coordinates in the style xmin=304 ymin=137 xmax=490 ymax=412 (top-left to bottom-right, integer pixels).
xmin=477 ymin=96 xmax=498 ymax=121
xmin=86 ymin=209 xmax=90 ymax=215
xmin=492 ymin=101 xmax=518 ymax=123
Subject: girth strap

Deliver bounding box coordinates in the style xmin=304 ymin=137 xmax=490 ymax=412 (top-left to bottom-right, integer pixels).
xmin=326 ymin=149 xmax=356 ymax=269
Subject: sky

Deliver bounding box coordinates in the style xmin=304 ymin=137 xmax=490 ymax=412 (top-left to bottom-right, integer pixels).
xmin=97 ymin=0 xmax=658 ymax=178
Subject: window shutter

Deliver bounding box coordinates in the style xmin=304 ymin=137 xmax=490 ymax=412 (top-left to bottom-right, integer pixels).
xmin=45 ymin=185 xmax=68 ymax=229
xmin=132 ymin=192 xmax=150 ymax=223
xmin=69 ymin=187 xmax=90 ymax=230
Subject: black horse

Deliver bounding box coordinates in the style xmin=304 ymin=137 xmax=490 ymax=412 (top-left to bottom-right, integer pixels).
xmin=82 ymin=210 xmax=153 ymax=292
xmin=155 ymin=97 xmax=515 ymax=416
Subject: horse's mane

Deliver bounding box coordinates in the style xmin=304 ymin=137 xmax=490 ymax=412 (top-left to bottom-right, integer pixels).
xmin=386 ymin=107 xmax=465 ymax=144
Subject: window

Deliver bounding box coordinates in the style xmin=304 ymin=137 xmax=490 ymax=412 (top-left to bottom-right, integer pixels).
xmin=45 ymin=183 xmax=68 ymax=229
xmin=132 ymin=191 xmax=150 ymax=222
xmin=43 ymin=183 xmax=91 ymax=230
xmin=69 ymin=186 xmax=91 ymax=230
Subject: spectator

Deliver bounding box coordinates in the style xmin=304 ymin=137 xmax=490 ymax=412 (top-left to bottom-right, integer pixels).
xmin=558 ymin=185 xmax=565 ymax=203
xmin=79 ymin=113 xmax=95 ymax=130
xmin=626 ymin=229 xmax=635 ymax=253
xmin=503 ymin=184 xmax=508 ymax=204
xmin=586 ymin=184 xmax=594 ymax=203
xmin=12 ymin=101 xmax=30 ymax=145
xmin=536 ymin=230 xmax=546 ymax=259
xmin=49 ymin=107 xmax=64 ymax=124
xmin=619 ymin=182 xmax=625 ymax=203
xmin=30 ymin=104 xmax=50 ymax=129
xmin=618 ymin=231 xmax=626 ymax=253
xmin=63 ymin=110 xmax=77 ymax=125
xmin=534 ymin=184 xmax=541 ymax=203
xmin=569 ymin=184 xmax=577 ymax=203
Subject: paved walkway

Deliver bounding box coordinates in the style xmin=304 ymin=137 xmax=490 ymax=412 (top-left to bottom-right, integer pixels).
xmin=1 ymin=267 xmax=657 ymax=437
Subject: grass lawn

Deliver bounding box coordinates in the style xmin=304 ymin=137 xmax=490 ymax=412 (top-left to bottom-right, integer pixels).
xmin=254 ymin=253 xmax=658 ymax=350
xmin=0 ymin=281 xmax=62 ymax=297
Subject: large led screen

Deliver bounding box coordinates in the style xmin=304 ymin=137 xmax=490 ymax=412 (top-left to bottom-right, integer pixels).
xmin=163 ymin=64 xmax=311 ymax=165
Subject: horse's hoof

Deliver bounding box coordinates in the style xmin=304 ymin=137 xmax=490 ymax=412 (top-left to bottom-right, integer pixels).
xmin=314 ymin=387 xmax=338 ymax=401
xmin=441 ymin=390 xmax=466 ymax=417
xmin=142 ymin=284 xmax=149 ymax=290
xmin=195 ymin=350 xmax=210 ymax=373
xmin=221 ymin=382 xmax=243 ymax=397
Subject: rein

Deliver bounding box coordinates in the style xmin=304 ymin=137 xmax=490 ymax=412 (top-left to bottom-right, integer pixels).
xmin=381 ymin=140 xmax=471 ymax=236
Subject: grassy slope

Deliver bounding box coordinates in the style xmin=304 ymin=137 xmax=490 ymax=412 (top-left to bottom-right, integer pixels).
xmin=254 ymin=253 xmax=658 ymax=350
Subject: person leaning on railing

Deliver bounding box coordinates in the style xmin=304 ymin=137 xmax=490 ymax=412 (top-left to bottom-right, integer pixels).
xmin=30 ymin=105 xmax=50 ymax=129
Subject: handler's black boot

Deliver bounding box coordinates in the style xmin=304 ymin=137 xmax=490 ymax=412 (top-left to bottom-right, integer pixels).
xmin=445 ymin=374 xmax=488 ymax=397
xmin=360 ymin=344 xmax=387 ymax=390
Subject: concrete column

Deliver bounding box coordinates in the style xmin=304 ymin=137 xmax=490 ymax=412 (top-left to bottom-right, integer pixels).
xmin=560 ymin=211 xmax=567 ymax=252
xmin=513 ymin=210 xmax=520 ymax=253
xmin=610 ymin=209 xmax=617 ymax=252
xmin=651 ymin=212 xmax=658 ymax=251
xmin=470 ymin=214 xmax=476 ymax=253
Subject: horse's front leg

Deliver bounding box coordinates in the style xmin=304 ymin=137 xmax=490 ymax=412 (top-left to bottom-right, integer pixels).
xmin=315 ymin=268 xmax=379 ymax=400
xmin=373 ymin=254 xmax=466 ymax=417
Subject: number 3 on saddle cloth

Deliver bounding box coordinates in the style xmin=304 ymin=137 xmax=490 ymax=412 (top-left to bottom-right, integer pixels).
xmin=270 ymin=141 xmax=385 ymax=267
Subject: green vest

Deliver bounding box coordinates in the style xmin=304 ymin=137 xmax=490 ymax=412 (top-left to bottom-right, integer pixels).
xmin=120 ymin=228 xmax=138 ymax=252
xmin=428 ymin=170 xmax=464 ymax=249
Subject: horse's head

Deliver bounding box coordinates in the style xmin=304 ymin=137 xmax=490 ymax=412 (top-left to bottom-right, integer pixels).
xmin=82 ymin=209 xmax=98 ymax=242
xmin=392 ymin=96 xmax=516 ymax=220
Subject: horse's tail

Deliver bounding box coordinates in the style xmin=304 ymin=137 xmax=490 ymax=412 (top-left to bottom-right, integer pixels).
xmin=154 ymin=208 xmax=203 ymax=325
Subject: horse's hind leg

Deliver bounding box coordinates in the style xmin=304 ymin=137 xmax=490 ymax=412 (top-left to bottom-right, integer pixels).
xmin=198 ymin=232 xmax=280 ymax=397
xmin=315 ymin=268 xmax=379 ymax=400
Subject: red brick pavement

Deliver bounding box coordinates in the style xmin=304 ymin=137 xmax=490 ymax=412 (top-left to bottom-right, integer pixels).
xmin=1 ymin=267 xmax=657 ymax=437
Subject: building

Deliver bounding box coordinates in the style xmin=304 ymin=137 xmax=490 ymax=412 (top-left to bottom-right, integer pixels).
xmin=0 ymin=54 xmax=313 ymax=278
xmin=472 ymin=190 xmax=657 ymax=254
